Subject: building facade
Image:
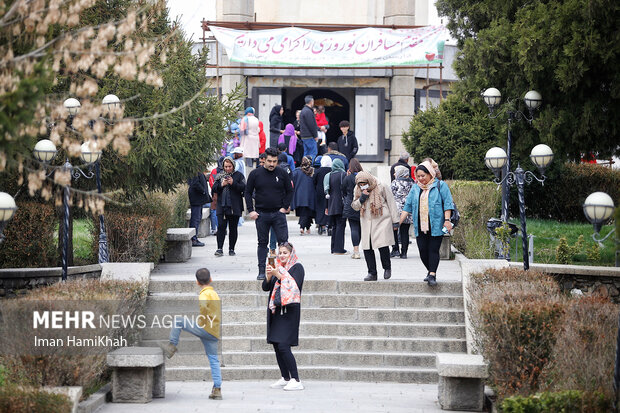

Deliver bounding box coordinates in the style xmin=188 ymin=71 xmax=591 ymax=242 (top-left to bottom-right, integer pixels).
xmin=202 ymin=0 xmax=458 ymax=165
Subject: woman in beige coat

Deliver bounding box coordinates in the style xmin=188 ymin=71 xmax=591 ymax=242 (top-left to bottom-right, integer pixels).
xmin=351 ymin=171 xmax=400 ymax=281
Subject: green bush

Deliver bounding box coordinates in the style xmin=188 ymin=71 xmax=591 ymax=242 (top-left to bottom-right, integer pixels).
xmin=514 ymin=163 xmax=620 ymax=222
xmin=0 ymin=201 xmax=57 ymax=268
xmin=402 ymin=94 xmax=500 ymax=180
xmin=169 ymin=184 xmax=190 ymax=228
xmin=501 ymin=390 xmax=611 ymax=413
xmin=0 ymin=385 xmax=72 ymax=413
xmin=448 ymin=180 xmax=500 ymax=258
xmin=92 ymin=193 xmax=170 ymax=263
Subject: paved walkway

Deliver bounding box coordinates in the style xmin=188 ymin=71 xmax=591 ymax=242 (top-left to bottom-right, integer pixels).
xmin=97 ymin=381 xmax=470 ymax=413
xmin=152 ymin=218 xmax=462 ymax=283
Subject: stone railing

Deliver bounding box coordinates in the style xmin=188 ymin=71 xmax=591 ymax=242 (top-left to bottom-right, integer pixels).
xmin=508 ymin=262 xmax=620 ymax=302
xmin=0 ymin=264 xmax=102 ymax=296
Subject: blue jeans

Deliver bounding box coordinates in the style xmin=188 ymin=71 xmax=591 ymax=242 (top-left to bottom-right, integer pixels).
xmin=205 ymin=203 xmax=217 ymax=232
xmin=189 ymin=205 xmax=202 ymax=240
xmin=269 ymin=227 xmax=277 ymax=251
xmin=169 ymin=317 xmax=222 ymax=387
xmin=301 ymin=137 xmax=317 ymax=161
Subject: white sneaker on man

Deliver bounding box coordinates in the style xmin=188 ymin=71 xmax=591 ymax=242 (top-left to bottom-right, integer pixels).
xmin=269 ymin=377 xmax=289 ymax=389
xmin=283 ymin=379 xmax=304 ymax=391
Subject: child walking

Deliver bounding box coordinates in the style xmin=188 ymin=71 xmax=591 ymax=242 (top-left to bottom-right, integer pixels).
xmin=161 ymin=268 xmax=223 ymax=400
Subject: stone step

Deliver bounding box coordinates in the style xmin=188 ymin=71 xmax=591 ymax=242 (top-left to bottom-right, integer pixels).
xmin=145 ymin=293 xmax=464 ymax=311
xmin=140 ymin=321 xmax=466 ymax=340
xmin=143 ymin=307 xmax=465 ymax=323
xmin=148 ymin=280 xmax=463 ymax=295
xmin=163 ymin=365 xmax=441 ymax=383
xmin=141 ymin=336 xmax=467 ymax=353
xmin=166 ymin=351 xmax=439 ymax=369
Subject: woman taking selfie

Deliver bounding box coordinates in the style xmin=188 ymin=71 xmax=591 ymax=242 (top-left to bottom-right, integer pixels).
xmin=399 ymin=160 xmax=454 ymax=286
xmin=211 ymin=156 xmax=246 ymax=257
xmin=262 ymin=242 xmax=305 ymax=391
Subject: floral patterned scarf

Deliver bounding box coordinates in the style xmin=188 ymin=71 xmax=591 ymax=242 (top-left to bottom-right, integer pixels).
xmin=417 ymin=161 xmax=437 ymax=233
xmin=268 ymin=247 xmax=301 ymax=314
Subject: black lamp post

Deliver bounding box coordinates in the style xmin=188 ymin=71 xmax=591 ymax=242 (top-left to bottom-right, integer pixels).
xmin=482 ymin=88 xmax=543 ymax=223
xmin=33 ymin=95 xmax=117 ymax=280
xmin=484 ymin=143 xmax=554 ymax=270
xmin=0 ymin=192 xmax=17 ymax=244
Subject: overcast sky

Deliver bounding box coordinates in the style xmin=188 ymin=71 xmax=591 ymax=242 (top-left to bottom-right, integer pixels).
xmin=167 ymin=0 xmax=216 ymax=41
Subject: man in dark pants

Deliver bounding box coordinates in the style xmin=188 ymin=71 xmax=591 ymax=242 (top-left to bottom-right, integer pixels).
xmin=188 ymin=168 xmax=212 ymax=247
xmin=245 ymin=147 xmax=294 ymax=280
xmin=299 ymin=95 xmax=318 ymax=161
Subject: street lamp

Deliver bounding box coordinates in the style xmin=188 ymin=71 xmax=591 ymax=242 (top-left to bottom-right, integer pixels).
xmin=485 ymin=144 xmax=554 ymax=270
xmin=483 ymin=88 xmax=543 ymax=222
xmin=35 ymin=95 xmax=114 ymax=280
xmin=0 ymin=192 xmax=17 ymax=244
xmin=583 ymin=191 xmax=616 ymax=251
xmin=33 ymin=139 xmax=58 ymax=162
xmin=63 ymin=98 xmax=81 ymax=116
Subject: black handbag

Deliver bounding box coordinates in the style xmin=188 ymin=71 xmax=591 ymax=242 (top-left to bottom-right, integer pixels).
xmin=439 ymin=180 xmax=460 ymax=228
xmin=273 ymin=285 xmax=282 ymax=307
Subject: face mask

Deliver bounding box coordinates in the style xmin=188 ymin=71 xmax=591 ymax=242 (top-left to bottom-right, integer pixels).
xmin=360 ymin=184 xmax=369 ymax=190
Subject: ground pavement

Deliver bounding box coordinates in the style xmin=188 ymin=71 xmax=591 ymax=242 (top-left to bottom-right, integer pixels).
xmin=151 ymin=217 xmax=462 ymax=283
xmin=98 ymin=220 xmax=466 ymax=413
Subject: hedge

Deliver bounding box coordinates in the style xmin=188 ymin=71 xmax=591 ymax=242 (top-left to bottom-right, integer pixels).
xmin=0 ymin=201 xmax=57 ymax=268
xmin=501 ymin=390 xmax=611 ymax=413
xmin=512 ymin=162 xmax=620 ymax=222
xmin=448 ymin=180 xmax=500 ymax=259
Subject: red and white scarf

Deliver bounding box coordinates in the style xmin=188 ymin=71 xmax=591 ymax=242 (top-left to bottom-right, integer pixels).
xmin=268 ymin=248 xmax=301 ymax=314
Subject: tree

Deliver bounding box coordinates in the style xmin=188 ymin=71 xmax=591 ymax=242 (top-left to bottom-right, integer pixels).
xmin=402 ymin=94 xmax=499 ymax=180
xmin=436 ymin=0 xmax=620 ymax=161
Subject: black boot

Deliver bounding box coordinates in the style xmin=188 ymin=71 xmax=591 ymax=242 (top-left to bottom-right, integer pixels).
xmin=423 ymin=272 xmax=430 ymax=282
xmin=383 ymin=269 xmax=392 ymax=279
xmin=427 ymin=274 xmax=437 ymax=287
xmin=364 ymin=273 xmax=377 ymax=281
xmin=390 ymin=248 xmax=400 ymax=258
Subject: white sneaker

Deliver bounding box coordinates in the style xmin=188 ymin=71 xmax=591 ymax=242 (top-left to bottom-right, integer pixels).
xmin=269 ymin=377 xmax=289 ymax=389
xmin=283 ymin=379 xmax=304 ymax=391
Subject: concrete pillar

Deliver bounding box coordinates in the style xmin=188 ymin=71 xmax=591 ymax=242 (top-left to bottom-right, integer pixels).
xmin=215 ymin=0 xmax=254 ymax=96
xmin=384 ymin=0 xmax=416 ymax=165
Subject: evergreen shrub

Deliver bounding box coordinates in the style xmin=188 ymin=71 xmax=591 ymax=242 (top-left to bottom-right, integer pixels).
xmin=0 ymin=201 xmax=57 ymax=268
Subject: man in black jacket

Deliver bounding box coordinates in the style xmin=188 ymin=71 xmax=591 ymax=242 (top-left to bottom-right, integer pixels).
xmin=299 ymin=95 xmax=318 ymax=161
xmin=188 ymin=168 xmax=212 ymax=247
xmin=336 ymin=120 xmax=358 ymax=160
xmin=390 ymin=152 xmax=412 ymax=181
xmin=245 ymin=148 xmax=294 ymax=280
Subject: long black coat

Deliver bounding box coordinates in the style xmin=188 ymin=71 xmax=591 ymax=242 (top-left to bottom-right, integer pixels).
xmin=290 ymin=169 xmax=315 ymax=212
xmin=313 ymin=166 xmax=331 ymax=226
xmin=326 ymin=171 xmax=346 ymax=216
xmin=211 ymin=170 xmax=246 ymax=216
xmin=342 ymin=173 xmax=360 ymax=220
xmin=262 ymin=263 xmax=305 ymax=346
xmin=188 ymin=173 xmax=211 ymax=206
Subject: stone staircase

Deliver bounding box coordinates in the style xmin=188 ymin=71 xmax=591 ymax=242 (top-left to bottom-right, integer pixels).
xmin=141 ymin=279 xmax=466 ymax=383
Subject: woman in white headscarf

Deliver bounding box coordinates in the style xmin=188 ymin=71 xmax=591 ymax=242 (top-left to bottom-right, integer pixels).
xmin=399 ymin=161 xmax=455 ymax=286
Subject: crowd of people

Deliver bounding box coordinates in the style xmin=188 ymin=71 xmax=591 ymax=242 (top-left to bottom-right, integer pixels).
xmin=180 ymin=100 xmax=457 ymax=396
xmin=188 ymin=96 xmax=455 ymax=287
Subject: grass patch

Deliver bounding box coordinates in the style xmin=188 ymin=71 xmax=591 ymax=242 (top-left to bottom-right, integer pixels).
xmin=54 ymin=219 xmax=96 ymax=265
xmin=509 ymin=219 xmax=616 ymax=266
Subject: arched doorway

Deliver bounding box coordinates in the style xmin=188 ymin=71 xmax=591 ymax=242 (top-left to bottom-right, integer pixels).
xmin=287 ymin=88 xmax=351 ymax=144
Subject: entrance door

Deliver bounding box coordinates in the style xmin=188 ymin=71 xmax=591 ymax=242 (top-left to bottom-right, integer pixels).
xmin=252 ymin=87 xmax=283 ymax=132
xmin=355 ymin=88 xmax=385 ymax=162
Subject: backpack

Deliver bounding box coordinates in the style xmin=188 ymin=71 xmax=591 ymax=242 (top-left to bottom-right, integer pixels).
xmin=438 ymin=180 xmax=460 ymax=228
